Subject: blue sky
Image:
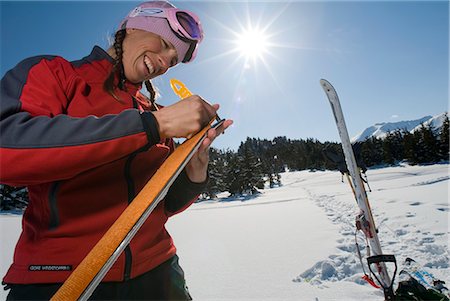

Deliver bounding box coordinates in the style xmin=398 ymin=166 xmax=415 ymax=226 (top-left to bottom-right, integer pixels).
xmin=1 ymin=1 xmax=448 ymax=150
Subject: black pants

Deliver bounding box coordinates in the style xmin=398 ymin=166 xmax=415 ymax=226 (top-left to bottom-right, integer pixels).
xmin=4 ymin=255 xmax=192 ymax=301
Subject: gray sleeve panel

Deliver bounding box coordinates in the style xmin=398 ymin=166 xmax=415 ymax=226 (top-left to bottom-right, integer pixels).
xmin=0 ymin=109 xmax=144 ymax=148
xmin=0 ymin=56 xmax=151 ymax=149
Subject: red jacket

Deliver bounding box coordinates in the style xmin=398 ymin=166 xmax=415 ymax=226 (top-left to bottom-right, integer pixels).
xmin=1 ymin=46 xmax=204 ymax=284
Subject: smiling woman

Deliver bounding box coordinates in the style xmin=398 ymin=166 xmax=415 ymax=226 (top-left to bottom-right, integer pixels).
xmin=115 ymin=29 xmax=178 ymax=83
xmin=0 ymin=0 xmax=233 ymax=300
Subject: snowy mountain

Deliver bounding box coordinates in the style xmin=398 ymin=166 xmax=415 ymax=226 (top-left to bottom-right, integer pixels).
xmin=351 ymin=112 xmax=448 ymax=143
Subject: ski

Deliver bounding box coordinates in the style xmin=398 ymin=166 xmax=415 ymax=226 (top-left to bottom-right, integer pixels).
xmin=320 ymin=79 xmax=397 ymax=300
xmin=400 ymin=258 xmax=450 ymax=298
xmin=51 ymin=80 xmax=224 ymax=301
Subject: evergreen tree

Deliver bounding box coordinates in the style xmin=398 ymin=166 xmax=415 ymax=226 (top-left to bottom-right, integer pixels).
xmin=321 ymin=142 xmax=342 ymax=170
xmin=439 ymin=113 xmax=449 ymax=161
xmin=423 ymin=124 xmax=439 ymax=162
xmin=361 ymin=137 xmax=383 ymax=167
xmin=0 ymin=185 xmax=28 ymax=211
xmin=389 ymin=130 xmax=405 ymax=162
xmin=382 ymin=132 xmax=395 ymax=165
xmin=202 ymin=148 xmax=227 ymax=199
xmin=237 ymin=143 xmax=264 ymax=194
xmin=415 ymin=124 xmax=439 ymax=163
xmin=403 ymin=131 xmax=419 ymax=165
xmin=223 ymin=151 xmax=242 ymax=196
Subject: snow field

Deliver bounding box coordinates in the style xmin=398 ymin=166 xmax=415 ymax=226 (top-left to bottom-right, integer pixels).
xmin=0 ymin=163 xmax=448 ymax=300
xmin=168 ymin=164 xmax=448 ymax=300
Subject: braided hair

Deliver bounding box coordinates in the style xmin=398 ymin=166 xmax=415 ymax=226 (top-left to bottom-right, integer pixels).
xmin=103 ymin=29 xmax=127 ymax=103
xmin=103 ymin=29 xmax=158 ymax=106
xmin=144 ymin=80 xmax=158 ymax=109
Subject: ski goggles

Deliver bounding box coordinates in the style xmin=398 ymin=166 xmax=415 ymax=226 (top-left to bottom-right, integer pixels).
xmin=128 ymin=6 xmax=204 ymax=63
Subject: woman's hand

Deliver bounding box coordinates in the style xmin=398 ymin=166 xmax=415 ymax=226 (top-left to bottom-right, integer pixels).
xmin=185 ymin=116 xmax=233 ymax=183
xmin=153 ymin=96 xmax=233 ymax=183
xmin=152 ymin=95 xmax=218 ymax=139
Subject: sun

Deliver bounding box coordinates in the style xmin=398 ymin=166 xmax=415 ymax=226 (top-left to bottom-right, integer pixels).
xmin=198 ymin=2 xmax=293 ymax=91
xmin=234 ymin=26 xmax=269 ymax=62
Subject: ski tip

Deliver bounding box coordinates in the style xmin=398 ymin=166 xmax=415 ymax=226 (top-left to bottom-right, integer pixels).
xmin=319 ymin=79 xmax=333 ymax=92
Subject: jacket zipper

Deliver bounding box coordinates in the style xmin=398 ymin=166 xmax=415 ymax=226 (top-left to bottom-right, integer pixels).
xmin=122 ymin=95 xmax=140 ymax=281
xmin=48 ymin=181 xmax=61 ymax=229
xmin=123 ymin=152 xmax=138 ymax=281
xmin=123 ymin=144 xmax=154 ymax=280
xmin=123 ymin=97 xmax=155 ymax=280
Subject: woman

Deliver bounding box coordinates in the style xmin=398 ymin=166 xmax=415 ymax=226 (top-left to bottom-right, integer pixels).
xmin=0 ymin=1 xmax=232 ymax=300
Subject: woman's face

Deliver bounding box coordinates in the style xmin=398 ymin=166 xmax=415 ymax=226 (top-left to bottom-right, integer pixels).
xmin=122 ymin=28 xmax=178 ymax=83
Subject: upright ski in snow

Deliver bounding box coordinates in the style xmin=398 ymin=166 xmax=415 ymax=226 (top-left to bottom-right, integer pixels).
xmin=320 ymin=79 xmax=397 ymax=300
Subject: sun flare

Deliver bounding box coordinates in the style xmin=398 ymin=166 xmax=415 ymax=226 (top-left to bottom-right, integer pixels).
xmin=235 ymin=26 xmax=269 ymax=61
xmin=200 ymin=2 xmax=293 ymax=92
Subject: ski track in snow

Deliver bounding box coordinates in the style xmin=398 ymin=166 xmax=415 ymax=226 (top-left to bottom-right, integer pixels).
xmin=293 ymin=191 xmax=366 ymax=287
xmin=190 ymin=197 xmax=300 ymax=211
xmin=292 ymin=164 xmax=449 ymax=291
xmin=412 ymin=175 xmax=450 ymax=186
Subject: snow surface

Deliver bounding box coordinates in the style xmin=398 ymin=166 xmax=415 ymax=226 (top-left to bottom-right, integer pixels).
xmin=351 ymin=113 xmax=447 ymax=142
xmin=1 ymin=164 xmax=448 ymax=300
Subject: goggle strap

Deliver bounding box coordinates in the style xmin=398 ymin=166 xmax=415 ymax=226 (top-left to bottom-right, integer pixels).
xmin=182 ymin=41 xmax=197 ymax=63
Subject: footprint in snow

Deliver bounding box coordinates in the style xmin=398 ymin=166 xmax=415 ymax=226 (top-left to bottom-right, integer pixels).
xmin=420 ymin=237 xmax=435 ymax=244
xmin=409 ymin=201 xmax=422 ymax=206
xmin=437 ymin=207 xmax=449 ymax=212
xmin=341 ymin=231 xmax=354 ymax=236
xmin=395 ymin=229 xmax=408 ymax=236
xmin=336 ymin=244 xmax=356 ymax=252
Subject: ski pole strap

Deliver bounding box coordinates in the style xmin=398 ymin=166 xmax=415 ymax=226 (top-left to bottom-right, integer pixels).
xmin=355 ymin=230 xmax=381 ymax=289
xmin=367 ymin=255 xmax=397 ymax=300
xmin=362 ymin=274 xmax=381 ymax=289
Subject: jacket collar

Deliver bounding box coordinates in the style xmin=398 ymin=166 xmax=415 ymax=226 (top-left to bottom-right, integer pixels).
xmin=85 ymin=46 xmax=142 ymax=93
xmin=87 ymin=46 xmax=115 ymax=64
